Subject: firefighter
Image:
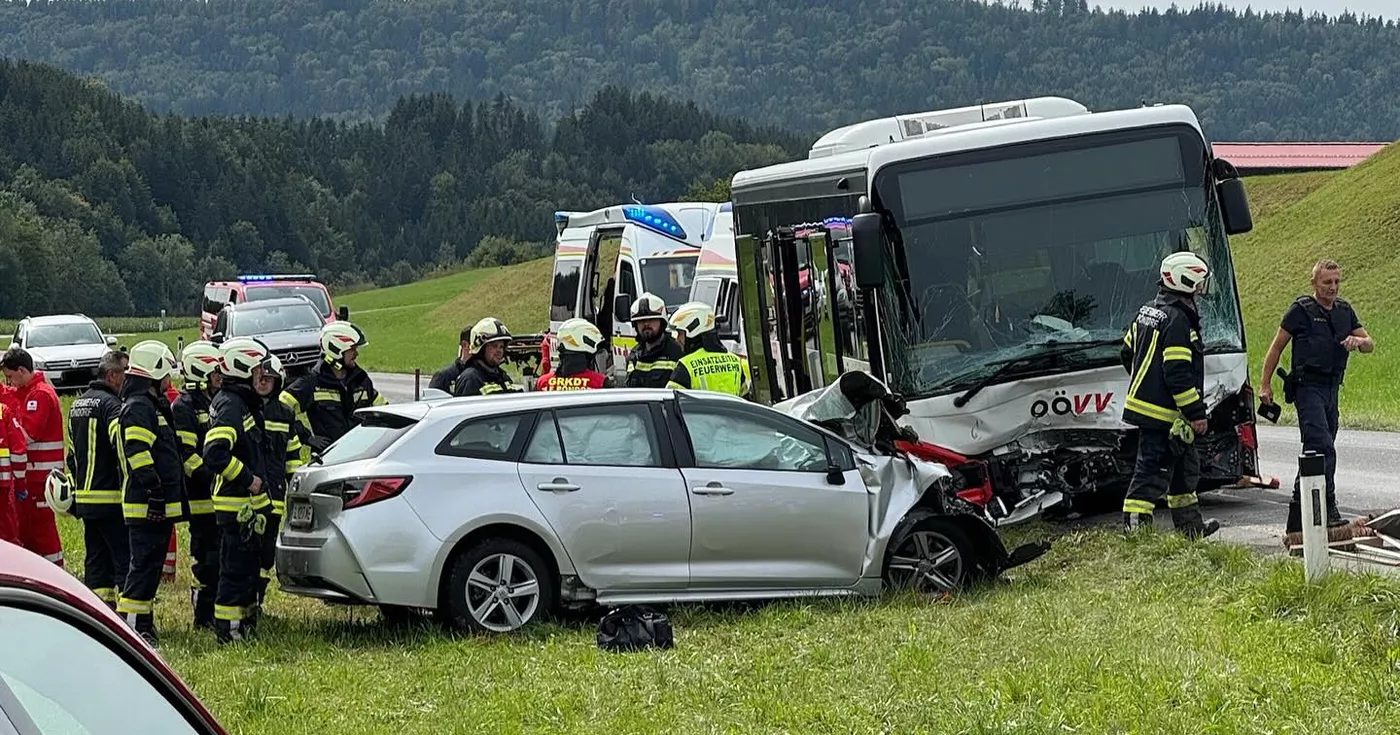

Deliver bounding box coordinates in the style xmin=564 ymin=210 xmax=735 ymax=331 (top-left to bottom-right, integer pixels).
xmin=536 ymin=318 xmax=609 ymax=391
xmin=255 ymin=353 xmax=305 ymax=620
xmin=64 ymin=349 xmax=130 ymax=609
xmin=171 ymin=340 xmax=224 ymax=629
xmin=282 ymin=322 xmax=386 ymax=458
xmin=625 ymin=293 xmax=684 ymax=388
xmin=1119 ymin=251 xmax=1220 ymax=539
xmin=1 ymin=346 xmax=66 ymax=566
xmin=666 ymin=301 xmax=751 ymax=397
xmin=116 ymin=340 xmax=186 ymax=645
xmin=451 ymin=317 xmax=523 ymax=397
xmin=428 ymin=325 xmax=474 ymax=394
xmin=0 ymin=398 xmax=26 ymax=546
xmin=204 ymin=337 xmax=277 ymax=643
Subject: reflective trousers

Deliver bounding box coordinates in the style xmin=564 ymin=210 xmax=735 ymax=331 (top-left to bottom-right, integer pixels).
xmin=82 ymin=514 xmax=130 ymax=608
xmin=214 ymin=518 xmax=265 ymax=643
xmin=119 ymin=520 xmax=174 ymax=637
xmin=188 ymin=514 xmax=221 ymax=627
xmin=1122 ymin=428 xmax=1208 ymax=531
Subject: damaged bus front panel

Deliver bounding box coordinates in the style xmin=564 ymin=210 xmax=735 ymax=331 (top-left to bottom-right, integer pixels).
xmin=730 ymin=102 xmax=1263 ymax=521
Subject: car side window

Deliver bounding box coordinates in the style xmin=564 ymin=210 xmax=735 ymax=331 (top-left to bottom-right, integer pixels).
xmin=0 ymin=604 xmax=202 ymax=734
xmin=522 ymin=405 xmax=662 ymax=468
xmin=681 ymin=402 xmax=829 ymax=472
xmin=438 ymin=413 xmax=532 ymax=460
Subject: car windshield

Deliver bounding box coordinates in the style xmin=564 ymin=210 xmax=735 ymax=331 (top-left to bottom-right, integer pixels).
xmin=639 ymin=256 xmax=698 ymax=308
xmin=244 ymin=285 xmax=332 ymax=316
xmin=229 ymin=303 xmax=323 ymax=336
xmin=870 ymin=125 xmax=1245 ymax=399
xmin=25 ymin=322 xmax=104 ymax=348
xmin=0 ymin=604 xmax=202 ymax=734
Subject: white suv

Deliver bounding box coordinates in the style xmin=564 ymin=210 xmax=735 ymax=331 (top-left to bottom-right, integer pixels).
xmin=9 ymin=315 xmax=120 ymax=390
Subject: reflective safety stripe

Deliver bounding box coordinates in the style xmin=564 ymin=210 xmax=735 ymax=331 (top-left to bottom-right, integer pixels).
xmin=1166 ymin=492 xmax=1199 ymax=509
xmin=272 ymin=499 xmax=285 ymax=515
xmin=29 ymin=460 xmax=62 ymax=471
xmin=27 ymin=441 xmax=64 ymax=452
xmin=91 ymin=587 xmax=117 ymax=604
xmin=1163 ymin=346 xmax=1194 ymax=362
xmin=220 ymin=457 xmax=246 ymax=481
xmin=116 ymin=597 xmax=154 ymax=615
xmin=176 ymin=430 xmax=199 ymax=446
xmin=242 ymin=415 xmax=256 ymax=432
xmin=183 ymin=454 xmax=205 ymax=476
xmin=1125 ymin=397 xmax=1178 ymax=423
xmin=122 ymin=501 xmax=184 ymax=519
xmin=1123 ymin=499 xmax=1156 ymax=515
xmin=480 ymin=384 xmax=505 ymax=395
xmin=1127 ymin=331 xmax=1159 ymax=400
xmin=127 ymin=451 xmax=154 ymax=470
xmin=215 ymin=604 xmax=246 ymax=621
xmin=631 ymin=360 xmax=677 ymax=372
xmin=313 ymin=389 xmax=339 ymax=403
xmin=75 ymin=489 xmax=122 ymax=504
xmin=124 ymin=426 xmax=156 ymax=445
xmin=372 ymin=393 xmax=388 ymax=406
xmin=266 ymin=421 xmax=291 ymax=433
xmin=206 ymin=426 xmax=239 ymax=444
xmin=1172 ymin=388 xmax=1201 ymax=407
xmin=211 ymin=493 xmax=272 ymax=513
xmin=188 ymin=498 xmax=215 ymax=515
xmin=196 ymin=412 xmax=209 ymax=425
xmin=157 ymin=415 xmax=168 ymax=427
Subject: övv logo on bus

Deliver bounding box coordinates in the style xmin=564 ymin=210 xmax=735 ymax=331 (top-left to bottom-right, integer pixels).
xmin=1030 ymin=390 xmax=1114 ymax=418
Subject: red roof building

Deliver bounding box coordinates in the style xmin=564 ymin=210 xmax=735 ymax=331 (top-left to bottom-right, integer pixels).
xmin=1211 ymin=142 xmax=1390 ymax=175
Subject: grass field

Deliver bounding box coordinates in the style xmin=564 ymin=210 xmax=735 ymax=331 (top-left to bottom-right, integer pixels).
xmin=44 ymin=514 xmax=1400 ymax=733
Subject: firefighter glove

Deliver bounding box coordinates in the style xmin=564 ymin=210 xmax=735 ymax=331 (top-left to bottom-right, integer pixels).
xmin=146 ymin=495 xmax=167 ymax=522
xmin=1170 ymin=416 xmax=1196 ymax=446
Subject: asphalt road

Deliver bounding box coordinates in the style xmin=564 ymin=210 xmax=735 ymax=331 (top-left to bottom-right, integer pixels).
xmin=367 ymin=371 xmax=1400 ymax=554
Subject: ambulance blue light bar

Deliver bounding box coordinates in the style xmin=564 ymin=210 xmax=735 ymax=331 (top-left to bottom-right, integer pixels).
xmin=237 ymin=274 xmax=318 ymax=282
xmin=623 ymin=205 xmax=687 ymax=240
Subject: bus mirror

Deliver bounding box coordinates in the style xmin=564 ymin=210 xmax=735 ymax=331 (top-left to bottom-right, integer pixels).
xmin=850 ymin=212 xmax=886 ymax=290
xmin=1216 ymin=177 xmax=1253 ymax=235
xmin=614 ymin=293 xmax=632 ymax=323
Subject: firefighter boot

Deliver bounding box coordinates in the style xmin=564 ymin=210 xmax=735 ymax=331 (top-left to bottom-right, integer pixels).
xmin=215 ymin=616 xmax=253 ymax=646
xmin=191 ymin=585 xmax=215 ymax=630
xmin=132 ymin=613 xmax=159 ymax=648
xmin=1122 ymin=512 xmax=1155 ymax=534
xmin=1169 ymin=505 xmax=1221 ymax=540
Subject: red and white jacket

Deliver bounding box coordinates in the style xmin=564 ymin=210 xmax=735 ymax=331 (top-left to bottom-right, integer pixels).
xmin=0 ymin=402 xmax=27 ymax=502
xmin=9 ymin=373 xmax=65 ymax=488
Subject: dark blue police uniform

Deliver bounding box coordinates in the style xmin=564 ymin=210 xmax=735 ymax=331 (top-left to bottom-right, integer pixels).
xmin=1282 ymin=295 xmax=1362 ymax=532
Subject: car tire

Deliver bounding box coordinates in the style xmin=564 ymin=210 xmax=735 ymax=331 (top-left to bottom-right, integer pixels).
xmin=444 ymin=537 xmax=556 ymax=634
xmin=882 ymin=512 xmax=980 ymax=595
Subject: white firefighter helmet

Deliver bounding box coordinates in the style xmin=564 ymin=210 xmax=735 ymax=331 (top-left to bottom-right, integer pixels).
xmin=469 ymin=317 xmax=512 ymax=356
xmin=320 ymin=322 xmax=367 ymax=363
xmin=668 ymin=301 xmax=717 ymax=338
xmin=1160 ymin=251 xmax=1211 ymax=294
xmin=220 ymin=337 xmax=272 ymax=381
xmin=126 ymin=340 xmax=179 ymax=381
xmin=629 ymin=292 xmax=668 ymax=323
xmin=557 ymin=318 xmax=604 ymax=354
xmin=264 ymin=353 xmax=285 ymax=381
xmin=44 ymin=469 xmax=74 ymax=514
xmin=180 ymin=340 xmax=224 ymax=384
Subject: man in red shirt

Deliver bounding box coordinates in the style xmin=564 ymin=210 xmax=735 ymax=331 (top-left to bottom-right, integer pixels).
xmin=535 ymin=319 xmax=609 ymax=391
xmin=0 ymin=401 xmax=26 ymax=545
xmin=2 ymin=347 xmax=66 ymax=566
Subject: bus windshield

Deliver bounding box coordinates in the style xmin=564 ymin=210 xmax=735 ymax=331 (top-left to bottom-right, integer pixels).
xmin=870 ymin=126 xmax=1245 ymax=399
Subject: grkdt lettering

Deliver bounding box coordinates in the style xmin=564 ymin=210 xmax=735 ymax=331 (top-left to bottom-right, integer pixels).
xmin=1030 ymin=390 xmax=1115 ymax=418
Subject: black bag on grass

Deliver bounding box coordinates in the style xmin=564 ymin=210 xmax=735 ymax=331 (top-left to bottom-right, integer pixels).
xmin=596 ymin=605 xmax=674 ymax=652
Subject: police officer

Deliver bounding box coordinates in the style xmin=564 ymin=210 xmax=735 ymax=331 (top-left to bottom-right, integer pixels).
xmin=171 ymin=340 xmax=224 ymax=628
xmin=1119 ymin=251 xmax=1219 ymax=539
xmin=666 ymin=301 xmax=751 ymax=397
xmin=625 ymin=293 xmax=684 ymax=388
xmin=282 ymin=322 xmax=386 ymax=457
xmin=452 ymin=317 xmax=523 ymax=397
xmin=257 ymin=353 xmax=306 ymax=619
xmin=535 ymin=319 xmax=609 ymax=391
xmin=116 ymin=340 xmax=186 ymax=645
xmin=204 ymin=337 xmax=279 ymax=644
xmin=1259 ymin=259 xmax=1375 ymax=551
xmin=64 ymin=349 xmax=130 ymax=609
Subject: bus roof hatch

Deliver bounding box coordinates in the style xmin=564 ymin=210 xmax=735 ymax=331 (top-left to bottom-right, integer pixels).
xmin=806 ymin=96 xmax=1091 ymax=159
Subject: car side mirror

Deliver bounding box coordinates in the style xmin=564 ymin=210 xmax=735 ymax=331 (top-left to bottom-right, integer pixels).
xmin=826 ymin=463 xmax=846 ymax=486
xmin=614 ymin=293 xmax=632 ymax=323
xmin=105 ymin=335 xmax=118 ymax=346
xmin=850 ymin=210 xmax=886 ymax=290
xmin=337 ymin=305 xmax=350 ymax=321
xmin=1216 ymin=177 xmax=1253 ymax=235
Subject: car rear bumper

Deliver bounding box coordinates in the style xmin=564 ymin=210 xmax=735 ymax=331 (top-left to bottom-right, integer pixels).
xmin=276 ymin=531 xmax=379 ymax=605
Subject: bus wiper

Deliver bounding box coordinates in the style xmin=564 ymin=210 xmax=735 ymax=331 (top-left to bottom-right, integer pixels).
xmin=951 ymin=338 xmax=1123 ymax=408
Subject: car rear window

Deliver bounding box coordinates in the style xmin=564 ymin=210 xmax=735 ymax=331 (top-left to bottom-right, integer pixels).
xmin=316 ymin=414 xmax=417 ymax=465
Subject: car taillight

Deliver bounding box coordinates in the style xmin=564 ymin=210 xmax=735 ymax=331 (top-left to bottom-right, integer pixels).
xmin=336 ymin=477 xmax=413 ymax=509
xmin=1236 ymin=422 xmax=1258 ymax=450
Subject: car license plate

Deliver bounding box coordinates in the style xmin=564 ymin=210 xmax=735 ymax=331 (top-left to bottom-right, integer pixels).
xmin=289 ymin=502 xmax=314 ymax=528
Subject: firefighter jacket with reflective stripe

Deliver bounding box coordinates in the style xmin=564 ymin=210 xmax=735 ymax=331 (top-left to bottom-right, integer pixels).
xmin=626 ymin=336 xmax=684 ymax=389
xmin=263 ymin=392 xmax=306 ymax=516
xmin=12 ymin=372 xmax=64 ymax=483
xmin=118 ymin=379 xmax=187 ymax=523
xmin=451 ymin=358 xmax=521 ymax=398
xmin=171 ymin=386 xmax=216 ymax=516
xmin=429 ymin=358 xmax=469 ymax=394
xmin=204 ymin=382 xmax=277 ymax=520
xmin=667 ymin=347 xmax=751 ymax=396
xmin=282 ymin=360 xmax=387 ymax=450
xmin=1120 ymin=291 xmax=1207 ymax=429
xmin=65 ymin=381 xmax=124 ymax=518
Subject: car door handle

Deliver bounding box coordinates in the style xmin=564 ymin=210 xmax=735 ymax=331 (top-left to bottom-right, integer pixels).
xmin=691 ymin=482 xmax=734 ymax=496
xmin=536 ymin=478 xmax=580 ymax=493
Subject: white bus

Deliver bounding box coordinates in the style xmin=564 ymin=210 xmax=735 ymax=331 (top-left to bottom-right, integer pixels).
xmin=545 ymin=202 xmax=729 ymax=379
xmin=729 ymin=96 xmax=1270 ymax=523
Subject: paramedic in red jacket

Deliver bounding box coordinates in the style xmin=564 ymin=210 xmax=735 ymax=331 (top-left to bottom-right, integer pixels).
xmin=535 ymin=319 xmax=609 ymax=391
xmin=0 ymin=400 xmax=26 ymax=545
xmin=2 ymin=346 xmax=66 ymax=566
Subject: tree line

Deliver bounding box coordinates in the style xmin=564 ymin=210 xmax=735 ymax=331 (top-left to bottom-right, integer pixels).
xmin=0 ymin=60 xmax=798 ymax=318
xmin=1 ymin=0 xmax=1398 ymax=140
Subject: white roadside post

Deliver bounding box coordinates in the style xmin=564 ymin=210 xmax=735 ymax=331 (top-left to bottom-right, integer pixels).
xmin=1299 ymin=449 xmax=1330 ymax=581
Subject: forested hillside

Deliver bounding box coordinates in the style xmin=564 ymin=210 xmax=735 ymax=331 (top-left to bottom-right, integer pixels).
xmin=1 ymin=0 xmax=1398 ymax=139
xmin=0 ymin=60 xmax=800 ymax=318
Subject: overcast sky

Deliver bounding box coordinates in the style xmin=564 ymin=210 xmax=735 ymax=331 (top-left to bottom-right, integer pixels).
xmin=1087 ymin=0 xmax=1392 ymax=18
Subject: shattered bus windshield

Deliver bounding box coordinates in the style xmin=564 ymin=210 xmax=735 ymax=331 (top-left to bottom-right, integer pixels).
xmin=870 ymin=126 xmax=1245 ymax=399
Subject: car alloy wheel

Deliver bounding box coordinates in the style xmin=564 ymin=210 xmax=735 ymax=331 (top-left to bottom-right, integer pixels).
xmin=883 ymin=514 xmax=977 ymax=595
xmin=465 ymin=552 xmax=541 ymax=632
